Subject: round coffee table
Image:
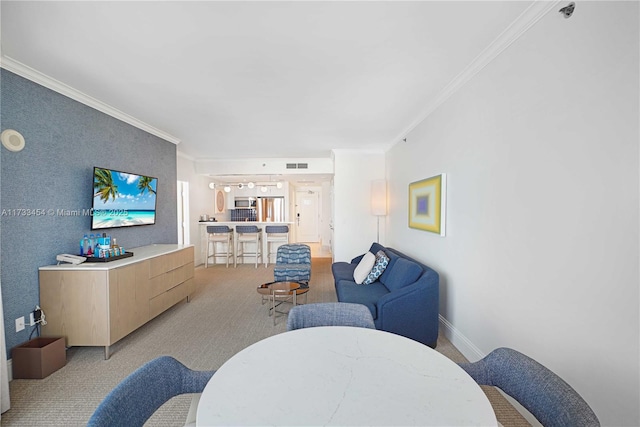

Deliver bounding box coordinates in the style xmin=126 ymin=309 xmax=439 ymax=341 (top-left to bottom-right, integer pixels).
xmin=257 ymin=281 xmax=309 ymax=325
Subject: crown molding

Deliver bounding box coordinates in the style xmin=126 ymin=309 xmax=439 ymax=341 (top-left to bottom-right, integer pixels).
xmin=0 ymin=55 xmax=181 ymax=145
xmin=393 ymin=0 xmax=561 ymax=145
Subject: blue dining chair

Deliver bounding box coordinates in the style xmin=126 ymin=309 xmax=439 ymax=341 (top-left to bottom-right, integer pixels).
xmin=287 ymin=302 xmax=376 ymax=331
xmin=87 ymin=356 xmax=215 ymax=427
xmin=458 ymin=347 xmax=600 ymax=427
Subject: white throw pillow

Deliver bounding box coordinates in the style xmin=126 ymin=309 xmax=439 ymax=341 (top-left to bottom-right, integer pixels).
xmin=353 ymin=251 xmax=376 ymax=284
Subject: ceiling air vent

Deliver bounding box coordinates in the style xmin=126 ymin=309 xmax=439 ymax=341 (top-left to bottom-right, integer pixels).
xmin=286 ymin=163 xmax=297 ymax=169
xmin=297 ymin=163 xmax=308 ymax=169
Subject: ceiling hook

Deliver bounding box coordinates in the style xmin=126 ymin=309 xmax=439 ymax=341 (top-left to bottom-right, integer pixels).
xmin=559 ymin=2 xmax=575 ymax=19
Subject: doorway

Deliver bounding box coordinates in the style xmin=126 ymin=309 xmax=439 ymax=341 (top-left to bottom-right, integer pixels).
xmin=177 ymin=181 xmax=190 ymax=245
xmin=295 ymin=189 xmax=320 ymax=242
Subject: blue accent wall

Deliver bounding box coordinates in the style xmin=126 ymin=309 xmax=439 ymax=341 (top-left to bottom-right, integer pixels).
xmin=0 ymin=69 xmax=178 ymax=355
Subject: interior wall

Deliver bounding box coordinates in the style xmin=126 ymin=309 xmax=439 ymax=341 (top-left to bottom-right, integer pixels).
xmin=332 ymin=149 xmax=385 ymax=262
xmin=176 ymin=154 xmax=214 ymax=266
xmin=320 ymin=181 xmax=333 ymax=250
xmin=386 ymin=3 xmax=639 ymax=425
xmin=0 ymin=69 xmax=178 ymax=355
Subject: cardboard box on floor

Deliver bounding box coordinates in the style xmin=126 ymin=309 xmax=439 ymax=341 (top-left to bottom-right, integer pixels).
xmin=11 ymin=337 xmax=66 ymax=379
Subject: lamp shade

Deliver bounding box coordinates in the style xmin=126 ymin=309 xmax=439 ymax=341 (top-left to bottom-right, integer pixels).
xmin=371 ymin=180 xmax=387 ymax=216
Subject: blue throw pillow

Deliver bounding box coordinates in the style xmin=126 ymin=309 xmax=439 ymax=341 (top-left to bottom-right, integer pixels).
xmin=362 ymin=250 xmax=390 ymax=285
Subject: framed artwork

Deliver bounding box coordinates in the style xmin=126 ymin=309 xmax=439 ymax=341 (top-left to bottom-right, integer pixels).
xmin=215 ymin=190 xmax=225 ymax=213
xmin=408 ymin=174 xmax=446 ymax=236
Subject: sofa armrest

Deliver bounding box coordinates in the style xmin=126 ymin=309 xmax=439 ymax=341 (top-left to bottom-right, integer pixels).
xmin=375 ymin=276 xmax=439 ymax=347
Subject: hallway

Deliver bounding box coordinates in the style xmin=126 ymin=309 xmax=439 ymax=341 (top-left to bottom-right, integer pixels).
xmin=306 ymin=242 xmax=332 ymax=259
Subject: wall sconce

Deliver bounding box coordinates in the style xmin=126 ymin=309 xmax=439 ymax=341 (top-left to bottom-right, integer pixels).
xmin=224 ymin=185 xmax=231 ymax=193
xmin=208 ymin=183 xmax=215 ymax=190
xmin=247 ymin=182 xmax=255 ymax=189
xmin=371 ymin=180 xmax=387 ymax=243
xmin=1 ymin=129 xmax=26 ymax=152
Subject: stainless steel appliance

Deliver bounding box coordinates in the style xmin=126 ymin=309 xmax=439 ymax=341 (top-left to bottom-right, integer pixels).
xmin=234 ymin=197 xmax=256 ymax=209
xmin=257 ymin=197 xmax=285 ymax=222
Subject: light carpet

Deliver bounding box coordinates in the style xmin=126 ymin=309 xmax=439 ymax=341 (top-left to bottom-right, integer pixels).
xmin=3 ymin=258 xmax=529 ymax=426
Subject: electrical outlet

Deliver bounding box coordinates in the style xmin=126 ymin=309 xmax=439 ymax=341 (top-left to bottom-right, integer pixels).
xmin=29 ymin=312 xmax=35 ymax=326
xmin=15 ymin=316 xmax=25 ymax=332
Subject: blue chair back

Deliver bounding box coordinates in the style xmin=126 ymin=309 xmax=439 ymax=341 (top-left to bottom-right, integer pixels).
xmin=458 ymin=347 xmax=599 ymax=427
xmin=274 ymin=244 xmax=311 ymax=283
xmin=236 ymin=225 xmax=261 ymax=234
xmin=207 ymin=225 xmax=232 ymax=234
xmin=287 ymin=302 xmax=375 ymax=331
xmin=265 ymin=225 xmax=289 ymax=234
xmin=276 ymin=244 xmax=311 ymax=264
xmin=87 ymin=356 xmax=215 ymax=427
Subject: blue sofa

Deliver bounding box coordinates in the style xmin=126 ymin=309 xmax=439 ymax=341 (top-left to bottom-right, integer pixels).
xmin=331 ymin=243 xmax=439 ymax=347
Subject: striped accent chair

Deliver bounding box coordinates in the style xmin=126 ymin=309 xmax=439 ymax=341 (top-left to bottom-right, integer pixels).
xmin=273 ymin=244 xmax=311 ymax=285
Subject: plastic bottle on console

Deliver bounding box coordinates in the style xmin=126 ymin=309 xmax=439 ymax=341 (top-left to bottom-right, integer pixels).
xmin=81 ymin=234 xmax=89 ymax=256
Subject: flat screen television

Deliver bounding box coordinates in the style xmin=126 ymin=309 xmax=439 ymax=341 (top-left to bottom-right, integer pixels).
xmin=91 ymin=167 xmax=158 ymax=230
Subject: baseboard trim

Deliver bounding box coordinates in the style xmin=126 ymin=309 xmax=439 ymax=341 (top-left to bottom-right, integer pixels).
xmin=439 ymin=314 xmax=485 ymax=361
xmin=6 ymin=359 xmax=13 ymax=382
xmin=439 ymin=315 xmax=542 ymax=426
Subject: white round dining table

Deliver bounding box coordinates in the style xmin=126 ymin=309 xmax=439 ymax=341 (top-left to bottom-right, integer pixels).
xmin=197 ymin=326 xmax=497 ymax=426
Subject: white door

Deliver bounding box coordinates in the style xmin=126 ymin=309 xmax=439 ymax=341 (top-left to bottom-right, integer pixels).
xmin=295 ymin=190 xmax=320 ymax=242
xmin=177 ymin=181 xmax=190 ymax=245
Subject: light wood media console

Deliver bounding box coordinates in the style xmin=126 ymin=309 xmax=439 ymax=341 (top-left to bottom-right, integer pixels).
xmin=39 ymin=244 xmax=194 ymax=359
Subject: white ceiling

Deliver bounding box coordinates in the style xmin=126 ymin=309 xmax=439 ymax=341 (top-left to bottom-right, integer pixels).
xmin=1 ymin=1 xmax=531 ymax=162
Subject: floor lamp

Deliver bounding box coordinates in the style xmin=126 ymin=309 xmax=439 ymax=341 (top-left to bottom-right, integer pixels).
xmin=371 ymin=180 xmax=387 ymax=243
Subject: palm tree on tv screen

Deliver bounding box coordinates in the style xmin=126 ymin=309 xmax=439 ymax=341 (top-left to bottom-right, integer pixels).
xmin=94 ymin=168 xmax=118 ymax=202
xmin=138 ymin=176 xmax=156 ymax=195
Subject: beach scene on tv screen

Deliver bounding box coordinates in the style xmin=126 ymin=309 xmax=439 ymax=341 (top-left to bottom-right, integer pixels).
xmin=93 ymin=168 xmax=157 ymax=229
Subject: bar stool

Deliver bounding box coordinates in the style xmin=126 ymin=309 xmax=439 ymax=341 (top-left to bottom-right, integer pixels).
xmin=206 ymin=226 xmax=234 ymax=268
xmin=235 ymin=225 xmax=262 ymax=268
xmin=264 ymin=225 xmax=289 ymax=267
